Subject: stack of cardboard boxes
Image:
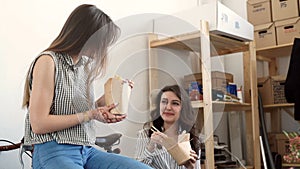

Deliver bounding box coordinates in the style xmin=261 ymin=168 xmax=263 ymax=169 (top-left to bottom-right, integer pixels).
xmin=247 ymin=0 xmax=300 ymax=49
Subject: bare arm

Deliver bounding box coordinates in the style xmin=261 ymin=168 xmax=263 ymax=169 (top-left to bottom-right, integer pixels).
xmin=29 ymin=55 xmax=126 ymax=135
xmin=29 ymin=55 xmax=84 ymax=134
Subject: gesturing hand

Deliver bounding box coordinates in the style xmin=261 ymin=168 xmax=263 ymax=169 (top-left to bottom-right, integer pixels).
xmin=91 ymin=103 xmax=126 ymax=123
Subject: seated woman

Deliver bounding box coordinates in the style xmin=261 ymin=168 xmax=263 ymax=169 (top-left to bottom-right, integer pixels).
xmin=135 ymin=84 xmax=201 ymax=169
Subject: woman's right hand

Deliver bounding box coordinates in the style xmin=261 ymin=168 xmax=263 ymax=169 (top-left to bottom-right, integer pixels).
xmin=89 ymin=103 xmax=126 ymax=123
xmin=150 ymin=131 xmax=167 ymax=146
xmin=147 ymin=130 xmax=168 ymax=152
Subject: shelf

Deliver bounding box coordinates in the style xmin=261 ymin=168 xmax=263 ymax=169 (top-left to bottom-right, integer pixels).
xmin=150 ymin=31 xmax=249 ymax=56
xmin=263 ymin=103 xmax=294 ymax=110
xmin=149 ymin=20 xmax=260 ymax=169
xmin=282 ymin=163 xmax=300 ymax=167
xmin=192 ymin=101 xmax=251 ymax=112
xmin=256 ymin=43 xmax=293 ymax=60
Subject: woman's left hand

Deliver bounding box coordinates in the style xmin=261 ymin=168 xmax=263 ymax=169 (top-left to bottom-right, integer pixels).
xmin=123 ymin=79 xmax=134 ymax=89
xmin=92 ymin=103 xmax=126 ymax=123
xmin=183 ymin=150 xmax=199 ymax=169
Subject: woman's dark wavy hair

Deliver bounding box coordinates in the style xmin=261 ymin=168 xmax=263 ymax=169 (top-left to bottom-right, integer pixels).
xmin=23 ymin=4 xmax=120 ymax=108
xmin=144 ymin=84 xmax=200 ymax=155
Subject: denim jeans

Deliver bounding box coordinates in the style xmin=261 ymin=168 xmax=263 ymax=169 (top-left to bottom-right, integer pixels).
xmin=32 ymin=141 xmax=152 ymax=169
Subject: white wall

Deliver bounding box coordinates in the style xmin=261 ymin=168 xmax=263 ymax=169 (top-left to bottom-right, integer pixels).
xmin=0 ymin=0 xmax=198 ymax=168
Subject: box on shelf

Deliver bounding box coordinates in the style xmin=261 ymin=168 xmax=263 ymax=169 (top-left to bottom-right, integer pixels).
xmin=275 ymin=17 xmax=300 ymax=45
xmin=247 ymin=0 xmax=272 ymax=26
xmin=254 ymin=22 xmax=276 ymax=49
xmin=257 ymin=75 xmax=287 ymax=105
xmin=153 ymin=1 xmax=253 ymax=42
xmin=184 ymin=71 xmax=234 ymax=93
xmin=268 ymin=133 xmax=290 ymax=156
xmin=271 ymin=0 xmax=298 ymax=22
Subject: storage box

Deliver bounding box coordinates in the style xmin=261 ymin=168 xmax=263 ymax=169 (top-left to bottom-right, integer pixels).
xmin=257 ymin=76 xmax=287 ymax=105
xmin=268 ymin=133 xmax=290 ymax=156
xmin=254 ymin=22 xmax=276 ymax=49
xmin=271 ymin=0 xmax=298 ymax=22
xmin=247 ymin=0 xmax=272 ymax=25
xmin=154 ymin=1 xmax=253 ymax=42
xmin=275 ymin=17 xmax=300 ymax=45
xmin=184 ymin=71 xmax=234 ymax=92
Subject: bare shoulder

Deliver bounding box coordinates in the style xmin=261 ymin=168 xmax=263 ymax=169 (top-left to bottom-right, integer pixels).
xmin=33 ymin=54 xmax=55 ymax=74
xmin=35 ymin=54 xmax=54 ymax=66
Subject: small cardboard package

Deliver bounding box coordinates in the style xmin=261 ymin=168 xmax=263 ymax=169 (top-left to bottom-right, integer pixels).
xmin=104 ymin=76 xmax=131 ymax=115
xmin=163 ymin=132 xmax=192 ymax=165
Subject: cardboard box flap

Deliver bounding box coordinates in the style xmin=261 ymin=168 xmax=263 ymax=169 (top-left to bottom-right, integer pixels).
xmin=275 ymin=17 xmax=300 ymax=27
xmin=257 ymin=76 xmax=270 ymax=85
xmin=254 ymin=22 xmax=274 ymax=31
xmin=247 ymin=0 xmax=269 ymax=5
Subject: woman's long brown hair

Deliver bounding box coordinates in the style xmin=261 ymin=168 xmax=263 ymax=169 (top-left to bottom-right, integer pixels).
xmin=22 ymin=4 xmax=120 ymax=108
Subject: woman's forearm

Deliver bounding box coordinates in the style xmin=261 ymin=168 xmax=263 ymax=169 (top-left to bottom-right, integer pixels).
xmin=30 ymin=111 xmax=90 ymax=134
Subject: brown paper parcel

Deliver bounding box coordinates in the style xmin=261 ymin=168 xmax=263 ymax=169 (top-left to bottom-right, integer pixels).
xmin=104 ymin=76 xmax=131 ymax=115
xmin=164 ymin=133 xmax=191 ymax=165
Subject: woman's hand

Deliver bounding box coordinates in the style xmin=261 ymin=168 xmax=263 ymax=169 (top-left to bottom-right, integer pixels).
xmin=150 ymin=131 xmax=168 ymax=145
xmin=183 ymin=150 xmax=199 ymax=169
xmin=147 ymin=130 xmax=168 ymax=152
xmin=89 ymin=103 xmax=126 ymax=123
xmin=123 ymin=79 xmax=134 ymax=89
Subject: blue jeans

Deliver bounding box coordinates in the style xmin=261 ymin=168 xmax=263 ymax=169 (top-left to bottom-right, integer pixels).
xmin=32 ymin=141 xmax=152 ymax=169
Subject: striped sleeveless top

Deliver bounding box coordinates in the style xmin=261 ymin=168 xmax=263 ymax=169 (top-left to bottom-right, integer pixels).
xmin=24 ymin=51 xmax=96 ymax=146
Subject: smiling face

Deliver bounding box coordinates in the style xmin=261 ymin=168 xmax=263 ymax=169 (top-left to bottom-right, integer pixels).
xmin=159 ymin=91 xmax=182 ymax=125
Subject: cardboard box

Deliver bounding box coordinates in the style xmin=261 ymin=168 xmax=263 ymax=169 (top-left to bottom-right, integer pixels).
xmin=275 ymin=17 xmax=300 ymax=45
xmin=257 ymin=76 xmax=287 ymax=105
xmin=247 ymin=0 xmax=272 ymax=25
xmin=184 ymin=71 xmax=234 ymax=92
xmin=104 ymin=77 xmax=131 ymax=115
xmin=154 ymin=1 xmax=253 ymax=42
xmin=254 ymin=22 xmax=276 ymax=49
xmin=271 ymin=0 xmax=298 ymax=22
xmin=268 ymin=133 xmax=290 ymax=156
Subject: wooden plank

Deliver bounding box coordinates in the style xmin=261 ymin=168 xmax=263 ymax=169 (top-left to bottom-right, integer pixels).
xmin=200 ymin=20 xmax=215 ymax=169
xmin=256 ymin=55 xmax=272 ymax=62
xmin=263 ymin=103 xmax=294 ymax=110
xmin=243 ymin=50 xmax=254 ymax=166
xmin=270 ymin=109 xmax=282 ymax=132
xmin=282 ymin=163 xmax=300 ymax=167
xmin=256 ymin=43 xmax=293 ymax=58
xmin=150 ymin=31 xmax=249 ymax=56
xmin=192 ymin=101 xmax=251 ymax=111
xmin=268 ymin=58 xmax=278 ymax=76
xmin=148 ymin=34 xmax=158 ymax=107
xmin=249 ymin=41 xmax=261 ymax=169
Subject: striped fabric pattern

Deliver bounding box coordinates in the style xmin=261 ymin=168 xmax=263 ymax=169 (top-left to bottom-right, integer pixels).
xmin=135 ymin=129 xmax=200 ymax=169
xmin=24 ymin=51 xmax=95 ymax=146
